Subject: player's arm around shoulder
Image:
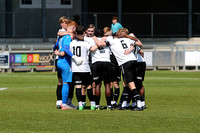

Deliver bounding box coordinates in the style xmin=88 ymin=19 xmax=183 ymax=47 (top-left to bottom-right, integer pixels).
xmin=57 ymin=31 xmax=67 ymax=37
xmin=119 ymin=32 xmax=138 ymax=41
xmin=134 ymin=39 xmax=143 ymax=48
xmin=124 ymin=45 xmax=134 ymax=55
xmin=92 ymin=36 xmax=106 ymax=47
xmin=89 ymin=44 xmax=99 ymax=52
xmin=89 ymin=36 xmax=107 ymax=52
xmin=129 ymin=33 xmax=143 ymax=48
xmin=57 ymin=31 xmax=74 ymax=40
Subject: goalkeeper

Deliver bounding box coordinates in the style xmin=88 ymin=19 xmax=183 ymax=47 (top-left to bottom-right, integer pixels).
xmin=54 ymin=20 xmax=83 ymax=110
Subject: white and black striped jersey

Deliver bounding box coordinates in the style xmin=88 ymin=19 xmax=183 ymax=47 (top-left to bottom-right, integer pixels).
xmin=106 ymin=37 xmax=136 ymax=66
xmin=84 ymin=37 xmax=110 ymax=64
xmin=70 ymin=39 xmax=92 ymax=73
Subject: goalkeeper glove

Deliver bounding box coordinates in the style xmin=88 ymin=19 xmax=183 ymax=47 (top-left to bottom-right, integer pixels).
xmin=72 ymin=55 xmax=83 ymax=66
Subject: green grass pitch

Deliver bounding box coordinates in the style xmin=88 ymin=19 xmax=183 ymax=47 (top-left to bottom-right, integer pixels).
xmin=0 ymin=71 xmax=200 ymax=133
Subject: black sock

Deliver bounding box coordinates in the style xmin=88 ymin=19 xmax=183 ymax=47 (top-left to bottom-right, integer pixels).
xmin=119 ymin=87 xmax=129 ymax=105
xmin=131 ymin=89 xmax=140 ymax=101
xmin=132 ymin=97 xmax=136 ymax=103
xmin=140 ymin=95 xmax=145 ymax=102
xmin=95 ymin=96 xmax=100 ymax=105
xmin=110 ymin=87 xmax=114 ymax=101
xmin=106 ymin=96 xmax=112 ymax=106
xmin=76 ymin=88 xmax=82 ymax=102
xmin=122 ymin=87 xmax=129 ymax=102
xmin=119 ymin=93 xmax=123 ymax=105
xmin=68 ymin=83 xmax=74 ymax=99
xmin=56 ymin=85 xmax=62 ymax=100
xmin=131 ymin=97 xmax=137 ymax=107
xmin=82 ymin=95 xmax=86 ymax=103
xmin=136 ymin=81 xmax=142 ymax=91
xmin=87 ymin=89 xmax=94 ymax=102
xmin=114 ymin=88 xmax=120 ymax=102
xmin=93 ymin=95 xmax=96 ymax=102
xmin=127 ymin=88 xmax=132 ymax=103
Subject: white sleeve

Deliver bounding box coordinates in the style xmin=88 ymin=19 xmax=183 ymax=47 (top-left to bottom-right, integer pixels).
xmin=128 ymin=34 xmax=136 ymax=45
xmin=84 ymin=42 xmax=92 ymax=51
xmin=105 ymin=36 xmax=114 ymax=46
xmin=58 ymin=29 xmax=66 ymax=32
xmin=84 ymin=37 xmax=95 ymax=46
xmin=106 ymin=36 xmax=113 ymax=41
xmin=57 ymin=29 xmax=66 ymax=38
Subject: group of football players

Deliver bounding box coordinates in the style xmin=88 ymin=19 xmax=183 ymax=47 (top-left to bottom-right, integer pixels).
xmin=53 ymin=16 xmax=146 ymax=111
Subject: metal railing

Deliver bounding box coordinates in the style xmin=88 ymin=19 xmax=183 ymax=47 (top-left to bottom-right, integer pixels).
xmin=0 ymin=44 xmax=53 ymax=53
xmin=1 ymin=44 xmax=200 ymax=72
xmin=142 ymin=44 xmax=200 ymax=70
xmin=1 ymin=12 xmax=200 ymax=38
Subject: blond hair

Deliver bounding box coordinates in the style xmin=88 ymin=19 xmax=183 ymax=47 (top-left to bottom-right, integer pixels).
xmin=58 ymin=16 xmax=69 ymax=24
xmin=117 ymin=28 xmax=129 ymax=35
xmin=103 ymin=27 xmax=112 ymax=36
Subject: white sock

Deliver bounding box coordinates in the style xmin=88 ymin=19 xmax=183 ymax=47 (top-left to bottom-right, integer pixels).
xmin=62 ymin=103 xmax=67 ymax=107
xmin=82 ymin=102 xmax=86 ymax=105
xmin=137 ymin=100 xmax=142 ymax=108
xmin=122 ymin=101 xmax=127 ymax=107
xmin=107 ymin=105 xmax=111 ymax=108
xmin=78 ymin=102 xmax=83 ymax=107
xmin=56 ymin=100 xmax=62 ymax=106
xmin=111 ymin=101 xmax=116 ymax=105
xmin=141 ymin=101 xmax=145 ymax=107
xmin=90 ymin=101 xmax=95 ymax=106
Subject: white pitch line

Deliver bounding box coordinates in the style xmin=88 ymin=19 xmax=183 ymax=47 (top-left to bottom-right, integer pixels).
xmin=0 ymin=88 xmax=8 ymax=91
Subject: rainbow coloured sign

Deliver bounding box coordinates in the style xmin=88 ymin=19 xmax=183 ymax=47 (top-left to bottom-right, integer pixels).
xmin=10 ymin=53 xmax=54 ymax=68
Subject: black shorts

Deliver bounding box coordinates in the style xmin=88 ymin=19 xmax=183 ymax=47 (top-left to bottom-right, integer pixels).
xmin=92 ymin=61 xmax=112 ymax=84
xmin=136 ymin=62 xmax=146 ymax=81
xmin=72 ymin=72 xmax=93 ymax=86
xmin=55 ymin=59 xmax=62 ymax=79
xmin=110 ymin=54 xmax=121 ymax=82
xmin=121 ymin=60 xmax=137 ymax=84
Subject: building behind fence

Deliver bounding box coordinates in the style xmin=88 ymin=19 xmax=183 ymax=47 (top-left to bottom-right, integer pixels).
xmin=0 ymin=0 xmax=200 ymax=38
